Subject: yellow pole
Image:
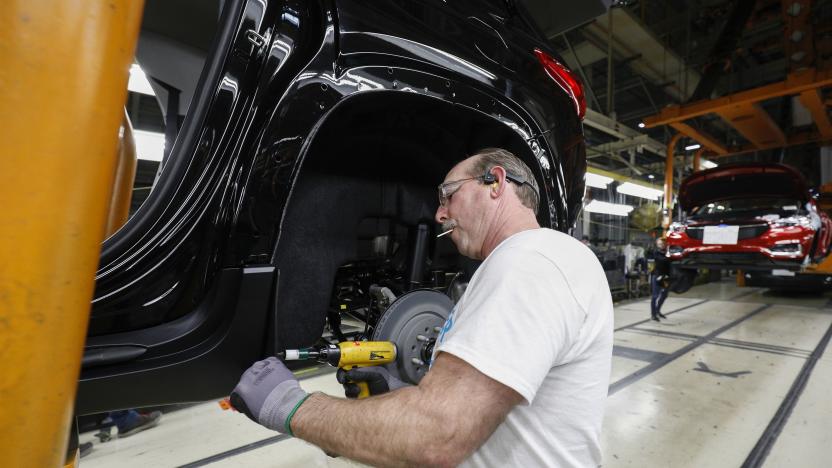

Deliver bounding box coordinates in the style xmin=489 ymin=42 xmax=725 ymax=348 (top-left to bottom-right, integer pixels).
xmin=693 ymin=147 xmax=705 ymax=172
xmin=105 ymin=111 xmax=138 ymax=237
xmin=663 ymin=133 xmax=684 ymax=230
xmin=0 ymin=1 xmax=145 ymax=466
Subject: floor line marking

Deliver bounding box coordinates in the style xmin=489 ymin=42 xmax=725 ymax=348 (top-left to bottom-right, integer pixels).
xmin=176 ymin=434 xmax=291 ymax=468
xmin=609 ymin=303 xmax=772 ymax=395
xmin=175 ymin=367 xmax=337 ymax=466
xmin=612 ymin=345 xmax=670 ymax=363
xmin=625 ymin=320 xmax=816 ymax=358
xmin=614 ymin=298 xmax=709 ymax=332
xmin=740 ymin=318 xmax=832 ymax=468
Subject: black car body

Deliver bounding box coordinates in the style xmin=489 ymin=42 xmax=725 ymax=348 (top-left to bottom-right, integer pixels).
xmin=78 ymin=0 xmax=587 ymax=414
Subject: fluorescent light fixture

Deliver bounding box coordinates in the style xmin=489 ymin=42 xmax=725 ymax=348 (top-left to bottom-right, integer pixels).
xmin=584 ymin=200 xmax=634 ymax=216
xmin=638 ymin=122 xmax=646 ymax=128
xmin=133 ymin=130 xmax=166 ymax=162
xmin=128 ymin=64 xmax=155 ymax=96
xmin=648 ymin=174 xmax=655 ymax=179
xmin=685 ymin=143 xmax=701 ymax=151
xmin=700 ymin=159 xmax=718 ymax=169
xmin=586 ymin=171 xmax=614 ymax=189
xmin=616 ymin=181 xmax=664 ymax=200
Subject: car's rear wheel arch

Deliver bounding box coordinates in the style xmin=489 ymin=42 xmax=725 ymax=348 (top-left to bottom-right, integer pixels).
xmin=268 ymin=90 xmax=553 ymax=349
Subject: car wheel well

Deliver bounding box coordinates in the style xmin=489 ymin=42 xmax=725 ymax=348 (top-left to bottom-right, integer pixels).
xmin=269 ymin=92 xmax=545 ymax=349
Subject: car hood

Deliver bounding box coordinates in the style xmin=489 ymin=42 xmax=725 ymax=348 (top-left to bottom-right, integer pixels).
xmin=678 ymin=163 xmax=808 ymax=211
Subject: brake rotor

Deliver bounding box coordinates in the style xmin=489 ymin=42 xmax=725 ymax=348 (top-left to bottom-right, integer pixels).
xmin=371 ymin=289 xmax=453 ymax=385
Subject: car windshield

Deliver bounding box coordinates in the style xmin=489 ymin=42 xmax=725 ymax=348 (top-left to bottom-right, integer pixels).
xmin=690 ymin=198 xmax=802 ymax=216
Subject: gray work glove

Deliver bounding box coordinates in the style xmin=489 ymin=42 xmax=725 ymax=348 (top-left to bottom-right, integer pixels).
xmin=336 ymin=366 xmax=410 ymax=398
xmin=230 ymin=357 xmax=309 ymax=435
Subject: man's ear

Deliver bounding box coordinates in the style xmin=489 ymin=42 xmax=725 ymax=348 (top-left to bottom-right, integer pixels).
xmin=490 ymin=168 xmax=507 ymax=198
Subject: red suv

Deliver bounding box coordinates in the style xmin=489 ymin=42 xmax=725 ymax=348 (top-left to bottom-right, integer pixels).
xmin=666 ymin=163 xmax=832 ymax=271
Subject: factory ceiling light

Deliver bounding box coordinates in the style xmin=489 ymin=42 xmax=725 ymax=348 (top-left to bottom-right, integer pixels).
xmin=685 ymin=143 xmax=701 ymax=151
xmin=128 ymin=64 xmax=155 ymax=96
xmin=700 ymin=159 xmax=718 ymax=169
xmin=586 ymin=171 xmax=614 ymax=189
xmin=133 ymin=130 xmax=165 ymax=161
xmin=584 ymin=200 xmax=634 ymax=216
xmin=616 ymin=181 xmax=664 ymax=200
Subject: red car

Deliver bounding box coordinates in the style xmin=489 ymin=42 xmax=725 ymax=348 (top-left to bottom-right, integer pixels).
xmin=666 ymin=163 xmax=832 ymax=273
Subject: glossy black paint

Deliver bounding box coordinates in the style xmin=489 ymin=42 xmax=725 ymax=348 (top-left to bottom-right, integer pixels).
xmin=78 ymin=0 xmax=586 ymax=413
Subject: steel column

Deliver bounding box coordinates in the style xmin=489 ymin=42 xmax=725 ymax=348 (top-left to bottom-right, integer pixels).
xmin=693 ymin=147 xmax=705 ymax=172
xmin=798 ymin=88 xmax=832 ymax=140
xmin=664 ymin=133 xmax=684 ymax=230
xmin=0 ymin=1 xmax=145 ymax=465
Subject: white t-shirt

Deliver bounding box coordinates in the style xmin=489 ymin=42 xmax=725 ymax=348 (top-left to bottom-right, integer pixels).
xmin=433 ymin=228 xmax=613 ymax=467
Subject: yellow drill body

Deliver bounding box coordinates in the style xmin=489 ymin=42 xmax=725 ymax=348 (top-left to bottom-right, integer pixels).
xmin=280 ymin=341 xmax=397 ymax=398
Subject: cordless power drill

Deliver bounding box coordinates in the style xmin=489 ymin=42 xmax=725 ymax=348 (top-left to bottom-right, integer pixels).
xmin=279 ymin=341 xmax=397 ymax=399
xmin=218 ymin=341 xmax=398 ymax=410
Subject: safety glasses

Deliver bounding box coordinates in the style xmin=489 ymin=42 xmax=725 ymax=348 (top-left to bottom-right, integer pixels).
xmin=437 ymin=177 xmax=481 ymax=206
xmin=437 ymin=168 xmax=538 ymax=207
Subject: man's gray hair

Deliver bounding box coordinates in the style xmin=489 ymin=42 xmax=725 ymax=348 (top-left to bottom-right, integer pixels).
xmin=468 ymin=148 xmax=540 ymax=212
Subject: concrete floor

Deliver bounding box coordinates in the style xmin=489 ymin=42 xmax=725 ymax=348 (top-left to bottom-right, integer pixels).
xmin=79 ymin=280 xmax=832 ymax=467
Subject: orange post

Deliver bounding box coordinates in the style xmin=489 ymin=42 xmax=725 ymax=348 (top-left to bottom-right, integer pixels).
xmin=0 ymin=1 xmax=145 ymax=465
xmin=663 ymin=133 xmax=684 ymax=230
xmin=693 ymin=147 xmax=705 ymax=172
xmin=105 ymin=111 xmax=138 ymax=237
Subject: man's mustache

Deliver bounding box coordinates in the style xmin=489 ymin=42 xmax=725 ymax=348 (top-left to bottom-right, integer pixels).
xmin=437 ymin=220 xmax=457 ymax=238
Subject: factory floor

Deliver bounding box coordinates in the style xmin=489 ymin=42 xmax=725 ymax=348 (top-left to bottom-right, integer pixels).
xmin=78 ymin=279 xmax=832 ymax=467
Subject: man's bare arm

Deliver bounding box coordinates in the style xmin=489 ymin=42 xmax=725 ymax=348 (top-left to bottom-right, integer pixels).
xmin=292 ymin=352 xmax=524 ymax=467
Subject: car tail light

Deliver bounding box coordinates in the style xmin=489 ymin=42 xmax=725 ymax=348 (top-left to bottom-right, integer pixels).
xmin=533 ymin=48 xmax=586 ymax=120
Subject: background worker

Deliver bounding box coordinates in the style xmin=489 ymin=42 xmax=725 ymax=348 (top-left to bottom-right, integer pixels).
xmin=231 ymin=148 xmax=614 ymax=467
xmin=650 ymin=237 xmax=671 ymax=321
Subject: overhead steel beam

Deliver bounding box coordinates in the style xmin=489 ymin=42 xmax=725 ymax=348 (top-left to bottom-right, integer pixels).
xmin=584 ymin=108 xmax=666 ymax=156
xmin=582 ymin=8 xmax=701 ymax=102
xmin=716 ymin=103 xmax=787 ymax=148
xmin=798 ymin=88 xmax=832 ymax=140
xmin=782 ymin=0 xmax=814 ymax=71
xmin=706 ymin=130 xmax=832 ymax=158
xmin=558 ymin=39 xmax=608 ymax=71
xmin=587 ymin=134 xmax=652 ymax=155
xmin=669 ymin=122 xmax=730 ymax=155
xmin=586 ymin=146 xmax=646 ymax=174
xmin=644 ymin=68 xmax=832 ymax=127
xmin=688 ymin=0 xmax=756 ymax=102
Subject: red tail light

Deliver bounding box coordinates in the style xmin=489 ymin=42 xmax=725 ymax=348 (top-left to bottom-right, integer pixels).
xmin=533 ymin=48 xmax=586 ymax=120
